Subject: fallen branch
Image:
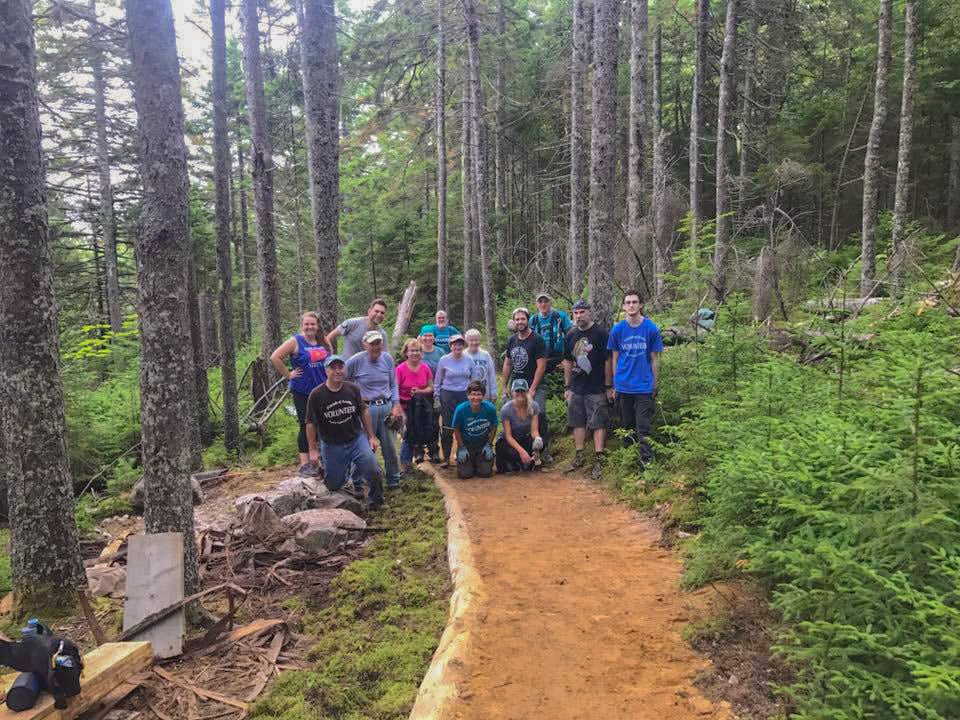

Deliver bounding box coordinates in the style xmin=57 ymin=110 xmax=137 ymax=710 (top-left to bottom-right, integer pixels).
xmin=153 ymin=667 xmax=248 ymax=711
xmin=118 ymin=583 xmax=246 ymax=642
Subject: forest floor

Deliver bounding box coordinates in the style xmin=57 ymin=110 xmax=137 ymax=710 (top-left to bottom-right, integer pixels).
xmin=434 ymin=464 xmax=734 ymax=720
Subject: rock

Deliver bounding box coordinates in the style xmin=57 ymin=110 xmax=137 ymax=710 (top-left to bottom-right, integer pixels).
xmin=240 ymin=498 xmax=284 ymax=541
xmin=275 ymin=476 xmax=363 ymax=515
xmin=87 ymin=564 xmax=127 ymax=598
xmin=282 ymin=508 xmax=366 ymax=553
xmin=234 ymin=486 xmax=310 ymax=518
xmin=131 ymin=476 xmax=203 ymax=513
xmin=276 ymin=476 xmax=325 ymax=495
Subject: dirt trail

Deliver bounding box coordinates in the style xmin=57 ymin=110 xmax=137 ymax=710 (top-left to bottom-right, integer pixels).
xmin=442 ymin=470 xmax=731 ymax=720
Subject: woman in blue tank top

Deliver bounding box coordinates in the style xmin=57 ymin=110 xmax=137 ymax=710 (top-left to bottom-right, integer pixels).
xmin=270 ymin=311 xmax=331 ymax=476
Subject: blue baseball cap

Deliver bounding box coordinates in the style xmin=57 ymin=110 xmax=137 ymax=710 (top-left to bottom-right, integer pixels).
xmin=511 ymin=378 xmax=529 ymax=393
xmin=325 ymin=355 xmax=346 ymax=366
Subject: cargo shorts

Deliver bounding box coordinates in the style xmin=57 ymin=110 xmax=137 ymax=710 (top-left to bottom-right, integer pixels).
xmin=567 ymin=392 xmax=609 ymax=430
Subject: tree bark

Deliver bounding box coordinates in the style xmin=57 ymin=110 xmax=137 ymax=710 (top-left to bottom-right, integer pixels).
xmin=462 ymin=0 xmax=500 ymax=357
xmin=300 ymin=0 xmax=340 ymax=332
xmin=738 ymin=0 xmax=757 ymax=216
xmin=627 ymin=0 xmax=648 ymax=268
xmin=587 ymin=0 xmax=620 ymax=326
xmin=89 ymin=0 xmax=122 ymax=333
xmin=241 ymin=0 xmax=282 ymax=357
xmin=711 ymin=0 xmax=739 ymax=302
xmin=949 ymin=116 xmax=960 ymax=235
xmin=461 ymin=77 xmax=476 ymax=328
xmin=569 ymin=0 xmax=591 ymax=296
xmin=889 ymin=0 xmax=916 ymax=295
xmin=860 ymin=0 xmax=893 ymax=297
xmin=211 ymin=0 xmax=240 ymax=452
xmin=689 ymin=0 xmax=709 ymax=251
xmin=652 ymin=24 xmax=673 ymax=308
xmin=435 ymin=0 xmax=449 ymax=311
xmin=125 ymin=0 xmax=199 ymax=593
xmin=236 ymin=134 xmax=253 ymax=344
xmin=186 ymin=252 xmax=208 ymax=463
xmin=0 ymin=0 xmax=85 ymax=606
xmin=494 ymin=0 xmax=508 ymax=264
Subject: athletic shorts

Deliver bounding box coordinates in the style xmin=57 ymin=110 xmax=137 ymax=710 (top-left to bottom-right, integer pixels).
xmin=567 ymin=392 xmax=609 ymax=429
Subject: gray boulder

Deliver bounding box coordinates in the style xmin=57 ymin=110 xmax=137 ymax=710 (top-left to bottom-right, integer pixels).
xmin=234 ymin=486 xmax=310 ymax=518
xmin=131 ymin=475 xmax=203 ymax=513
xmin=281 ymin=508 xmax=366 ymax=553
xmin=240 ymin=498 xmax=284 ymax=540
xmin=273 ymin=476 xmax=364 ymax=515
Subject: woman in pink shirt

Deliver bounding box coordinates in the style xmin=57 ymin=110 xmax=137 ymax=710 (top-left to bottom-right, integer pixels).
xmin=396 ymin=339 xmax=435 ymax=472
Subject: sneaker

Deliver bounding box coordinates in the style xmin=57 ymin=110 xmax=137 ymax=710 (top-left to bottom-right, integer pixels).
xmin=367 ymin=501 xmax=386 ymax=512
xmin=349 ymin=483 xmax=365 ymax=500
xmin=386 ymin=482 xmax=402 ymax=491
xmin=563 ymin=450 xmax=585 ymax=474
xmin=298 ymin=462 xmax=319 ymax=478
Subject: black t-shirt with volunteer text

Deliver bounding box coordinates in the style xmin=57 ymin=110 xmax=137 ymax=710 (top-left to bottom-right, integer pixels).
xmin=306 ymin=381 xmax=366 ymax=445
xmin=506 ymin=331 xmax=547 ymax=386
xmin=564 ymin=324 xmax=609 ymax=395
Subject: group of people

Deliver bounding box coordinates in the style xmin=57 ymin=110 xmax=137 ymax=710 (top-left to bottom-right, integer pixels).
xmin=270 ymin=289 xmax=663 ymax=509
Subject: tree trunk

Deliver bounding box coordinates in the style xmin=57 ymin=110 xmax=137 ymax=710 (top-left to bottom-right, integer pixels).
xmin=652 ymin=24 xmax=673 ymax=308
xmin=587 ymin=0 xmax=620 ymax=327
xmin=627 ymin=0 xmax=648 ymax=269
xmin=125 ymin=0 xmax=199 ymax=593
xmin=494 ymin=0 xmax=508 ymax=265
xmin=300 ymin=0 xmax=340 ymax=332
xmin=568 ymin=0 xmax=590 ymax=296
xmin=948 ymin=116 xmax=960 ymax=235
xmin=689 ymin=0 xmax=709 ymax=250
xmin=462 ymin=0 xmax=500 ymax=356
xmin=236 ymin=135 xmax=253 ymax=344
xmin=211 ymin=0 xmax=240 ymax=452
xmin=0 ymin=0 xmax=85 ymax=606
xmin=186 ymin=254 xmax=209 ymax=461
xmin=889 ymin=0 xmax=916 ymax=296
xmin=711 ymin=0 xmax=739 ymax=302
xmin=461 ymin=78 xmax=476 ymax=328
xmin=241 ymin=0 xmax=282 ymax=357
xmin=738 ymin=0 xmax=757 ymax=216
xmin=860 ymin=0 xmax=893 ymax=297
xmin=89 ymin=0 xmax=122 ymax=333
xmin=435 ymin=0 xmax=449 ymax=311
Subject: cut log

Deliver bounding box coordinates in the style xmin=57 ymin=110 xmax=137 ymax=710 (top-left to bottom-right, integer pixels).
xmin=0 ymin=642 xmax=152 ymax=720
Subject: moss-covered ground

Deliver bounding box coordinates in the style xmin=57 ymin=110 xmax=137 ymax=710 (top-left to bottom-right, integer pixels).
xmin=250 ymin=469 xmax=450 ymax=720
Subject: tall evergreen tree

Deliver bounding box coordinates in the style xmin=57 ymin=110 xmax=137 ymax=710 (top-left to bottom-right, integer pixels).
xmin=435 ymin=0 xmax=449 ymax=311
xmin=689 ymin=0 xmax=709 ymax=250
xmin=568 ymin=0 xmax=590 ymax=295
xmin=890 ymin=0 xmax=917 ymax=295
xmin=712 ymin=0 xmax=739 ymax=301
xmin=0 ymin=0 xmax=85 ymax=607
xmin=125 ymin=0 xmax=200 ymax=591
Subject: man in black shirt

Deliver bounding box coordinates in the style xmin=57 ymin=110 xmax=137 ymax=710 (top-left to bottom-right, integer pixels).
xmin=306 ymin=355 xmax=384 ymax=509
xmin=562 ymin=300 xmax=613 ymax=479
xmin=501 ymin=307 xmax=552 ymax=461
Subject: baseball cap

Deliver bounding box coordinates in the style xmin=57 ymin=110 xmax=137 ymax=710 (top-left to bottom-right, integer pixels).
xmin=363 ymin=330 xmax=384 ymax=344
xmin=447 ymin=333 xmax=465 ymax=345
xmin=325 ymin=354 xmax=346 ymax=366
xmin=536 ymin=292 xmax=552 ymax=302
xmin=572 ymin=299 xmax=591 ymax=311
xmin=418 ymin=325 xmax=436 ymax=337
xmin=511 ymin=378 xmax=529 ymax=393
xmin=464 ymin=328 xmax=482 ymax=339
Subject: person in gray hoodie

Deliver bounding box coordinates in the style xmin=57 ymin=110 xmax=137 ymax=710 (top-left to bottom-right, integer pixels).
xmin=464 ymin=328 xmax=498 ymax=402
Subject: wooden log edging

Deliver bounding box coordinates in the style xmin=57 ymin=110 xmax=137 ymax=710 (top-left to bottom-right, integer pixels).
xmin=408 ymin=463 xmax=485 ymax=720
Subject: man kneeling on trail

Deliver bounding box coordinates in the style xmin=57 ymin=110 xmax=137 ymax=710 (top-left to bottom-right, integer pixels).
xmin=306 ymin=355 xmax=385 ymax=510
xmin=452 ymin=380 xmax=498 ymax=479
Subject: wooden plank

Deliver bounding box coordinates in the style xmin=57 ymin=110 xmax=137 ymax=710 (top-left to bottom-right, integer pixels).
xmin=0 ymin=642 xmax=152 ymax=720
xmin=122 ymin=533 xmax=184 ymax=659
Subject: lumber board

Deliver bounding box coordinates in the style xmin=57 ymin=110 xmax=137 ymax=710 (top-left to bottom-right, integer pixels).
xmin=123 ymin=533 xmax=184 ymax=658
xmin=0 ymin=641 xmax=152 ymax=720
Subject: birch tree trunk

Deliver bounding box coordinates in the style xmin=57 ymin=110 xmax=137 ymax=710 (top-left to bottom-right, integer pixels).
xmin=435 ymin=0 xmax=449 ymax=311
xmin=462 ymin=0 xmax=501 ymax=357
xmin=461 ymin=78 xmax=476 ymax=327
xmin=300 ymin=0 xmax=340 ymax=332
xmin=89 ymin=0 xmax=122 ymax=333
xmin=0 ymin=0 xmax=85 ymax=606
xmin=568 ymin=0 xmax=591 ymax=296
xmin=125 ymin=0 xmax=199 ymax=593
xmin=689 ymin=0 xmax=709 ymax=250
xmin=860 ymin=0 xmax=893 ymax=297
xmin=587 ymin=0 xmax=621 ymax=327
xmin=889 ymin=0 xmax=916 ymax=296
xmin=236 ymin=134 xmax=253 ymax=344
xmin=711 ymin=0 xmax=739 ymax=302
xmin=242 ymin=0 xmax=282 ymax=357
xmin=212 ymin=0 xmax=240 ymax=452
xmin=627 ymin=0 xmax=648 ymax=264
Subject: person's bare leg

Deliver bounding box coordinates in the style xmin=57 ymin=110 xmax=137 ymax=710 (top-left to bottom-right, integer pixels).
xmin=592 ymin=429 xmax=606 ymax=453
xmin=572 ymin=427 xmax=587 ymax=450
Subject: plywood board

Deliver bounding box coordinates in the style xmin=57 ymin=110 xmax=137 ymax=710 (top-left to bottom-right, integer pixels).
xmin=0 ymin=641 xmax=152 ymax=720
xmin=122 ymin=532 xmax=184 ymax=659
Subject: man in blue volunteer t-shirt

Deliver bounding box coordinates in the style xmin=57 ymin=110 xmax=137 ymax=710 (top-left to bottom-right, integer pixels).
xmin=607 ymin=289 xmax=663 ymax=466
xmin=420 ymin=310 xmax=461 ymax=354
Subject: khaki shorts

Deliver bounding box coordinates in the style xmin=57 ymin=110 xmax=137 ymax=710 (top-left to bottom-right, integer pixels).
xmin=567 ymin=392 xmax=609 ymax=429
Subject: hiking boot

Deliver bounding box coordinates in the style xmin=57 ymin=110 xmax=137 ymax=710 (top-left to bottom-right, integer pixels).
xmin=298 ymin=462 xmax=319 ymax=478
xmin=542 ymin=452 xmax=554 ymax=466
xmin=563 ymin=450 xmax=585 ymax=474
xmin=591 ymin=456 xmax=605 ymax=481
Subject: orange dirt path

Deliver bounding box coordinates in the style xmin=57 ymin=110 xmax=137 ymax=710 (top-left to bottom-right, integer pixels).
xmin=441 ymin=470 xmax=731 ymax=720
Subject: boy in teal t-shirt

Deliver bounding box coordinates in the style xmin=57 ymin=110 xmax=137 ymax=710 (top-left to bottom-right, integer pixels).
xmin=451 ymin=381 xmax=498 ymax=478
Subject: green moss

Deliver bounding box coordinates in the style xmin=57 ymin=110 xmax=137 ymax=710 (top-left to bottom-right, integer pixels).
xmin=681 ymin=615 xmax=731 ymax=645
xmin=0 ymin=530 xmax=11 ymax=596
xmin=250 ymin=470 xmax=450 ymax=720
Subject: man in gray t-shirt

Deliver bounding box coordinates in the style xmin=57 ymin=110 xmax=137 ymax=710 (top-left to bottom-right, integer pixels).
xmin=325 ymin=298 xmax=389 ymax=357
xmin=344 ymin=331 xmax=403 ymax=488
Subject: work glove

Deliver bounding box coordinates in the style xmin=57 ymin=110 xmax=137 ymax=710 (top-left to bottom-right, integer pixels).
xmin=481 ymin=444 xmax=494 ymax=461
xmin=532 ymin=436 xmax=544 ymax=451
xmin=456 ymin=447 xmax=469 ymax=464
